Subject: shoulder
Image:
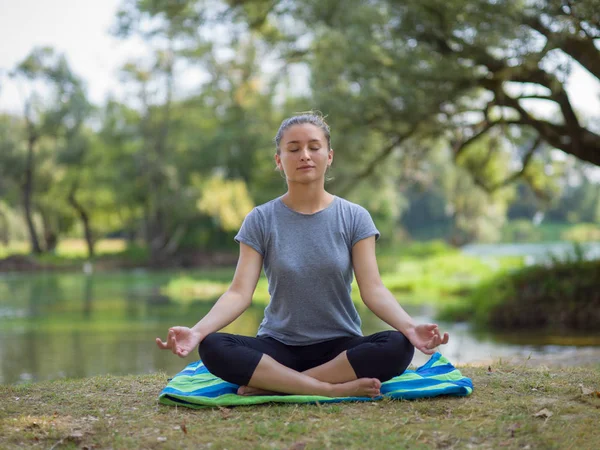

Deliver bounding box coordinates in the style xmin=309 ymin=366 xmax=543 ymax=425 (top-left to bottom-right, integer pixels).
xmin=247 ymin=197 xmax=281 ymax=220
xmin=335 ymin=196 xmax=372 ymax=217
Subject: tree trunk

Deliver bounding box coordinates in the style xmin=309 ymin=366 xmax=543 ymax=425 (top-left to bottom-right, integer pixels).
xmin=0 ymin=209 xmax=9 ymax=246
xmin=40 ymin=212 xmax=58 ymax=253
xmin=22 ymin=135 xmax=43 ymax=254
xmin=68 ymin=184 xmax=95 ymax=258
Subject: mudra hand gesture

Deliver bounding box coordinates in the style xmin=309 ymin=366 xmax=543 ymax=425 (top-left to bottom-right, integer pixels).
xmin=156 ymin=327 xmax=202 ymax=358
xmin=406 ymin=324 xmax=449 ymax=355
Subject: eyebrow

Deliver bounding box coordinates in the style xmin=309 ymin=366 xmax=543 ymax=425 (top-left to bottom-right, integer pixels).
xmin=285 ymin=139 xmax=322 ymax=145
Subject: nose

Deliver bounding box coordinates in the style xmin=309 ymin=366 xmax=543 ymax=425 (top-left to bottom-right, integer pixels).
xmin=300 ymin=147 xmax=311 ymax=161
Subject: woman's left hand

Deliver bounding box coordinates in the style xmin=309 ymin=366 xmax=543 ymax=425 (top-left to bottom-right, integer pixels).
xmin=406 ymin=324 xmax=449 ymax=355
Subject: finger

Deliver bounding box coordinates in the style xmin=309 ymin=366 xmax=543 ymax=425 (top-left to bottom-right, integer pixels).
xmin=167 ymin=329 xmax=178 ymax=354
xmin=420 ymin=345 xmax=434 ymax=355
xmin=171 ymin=337 xmax=179 ymax=355
xmin=155 ymin=337 xmax=168 ymax=349
xmin=427 ymin=335 xmax=442 ymax=349
xmin=441 ymin=332 xmax=449 ymax=344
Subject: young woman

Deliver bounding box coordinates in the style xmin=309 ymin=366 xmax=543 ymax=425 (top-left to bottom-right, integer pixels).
xmin=156 ymin=113 xmax=449 ymax=398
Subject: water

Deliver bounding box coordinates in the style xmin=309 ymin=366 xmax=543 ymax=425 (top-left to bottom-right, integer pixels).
xmin=462 ymin=241 xmax=600 ymax=264
xmin=0 ymin=260 xmax=598 ymax=385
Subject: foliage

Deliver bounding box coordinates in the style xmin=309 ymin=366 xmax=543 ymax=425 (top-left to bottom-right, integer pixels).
xmin=445 ymin=258 xmax=600 ymax=330
xmin=561 ymin=223 xmax=600 ymax=242
xmin=0 ymin=0 xmax=599 ymax=257
xmin=501 ymin=219 xmax=543 ymax=243
xmin=195 ymin=173 xmax=255 ymax=231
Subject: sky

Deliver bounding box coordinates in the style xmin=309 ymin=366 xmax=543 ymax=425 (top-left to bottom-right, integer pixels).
xmin=0 ymin=0 xmax=140 ymax=111
xmin=0 ymin=0 xmax=599 ymax=120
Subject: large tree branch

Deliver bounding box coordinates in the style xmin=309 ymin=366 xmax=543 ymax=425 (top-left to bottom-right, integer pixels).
xmin=481 ymin=79 xmax=600 ymax=166
xmin=472 ymin=136 xmax=542 ymax=194
xmin=337 ymin=128 xmax=418 ymax=196
xmin=525 ymin=15 xmax=600 ymax=81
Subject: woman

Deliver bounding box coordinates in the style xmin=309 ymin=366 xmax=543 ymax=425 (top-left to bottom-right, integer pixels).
xmin=156 ymin=113 xmax=449 ymax=398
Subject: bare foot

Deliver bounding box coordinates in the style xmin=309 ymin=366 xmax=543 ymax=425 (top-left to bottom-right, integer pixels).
xmin=330 ymin=378 xmax=381 ymax=398
xmin=237 ymin=385 xmax=282 ymax=396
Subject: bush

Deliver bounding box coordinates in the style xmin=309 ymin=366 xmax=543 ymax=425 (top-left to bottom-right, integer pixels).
xmin=561 ymin=223 xmax=600 ymax=242
xmin=456 ymin=259 xmax=600 ymax=331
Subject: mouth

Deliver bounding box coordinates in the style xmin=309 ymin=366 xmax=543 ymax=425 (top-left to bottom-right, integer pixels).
xmin=297 ymin=166 xmax=315 ymax=170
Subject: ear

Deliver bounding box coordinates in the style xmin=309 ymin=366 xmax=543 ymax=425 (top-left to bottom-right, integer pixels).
xmin=274 ymin=153 xmax=282 ymax=170
xmin=328 ymin=148 xmax=334 ymax=167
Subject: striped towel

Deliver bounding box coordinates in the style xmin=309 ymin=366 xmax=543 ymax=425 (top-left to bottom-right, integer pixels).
xmin=158 ymin=352 xmax=473 ymax=408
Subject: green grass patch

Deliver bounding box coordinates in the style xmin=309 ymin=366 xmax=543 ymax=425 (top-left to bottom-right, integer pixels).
xmin=1 ymin=363 xmax=599 ymax=449
xmin=500 ymin=220 xmax=600 ymax=243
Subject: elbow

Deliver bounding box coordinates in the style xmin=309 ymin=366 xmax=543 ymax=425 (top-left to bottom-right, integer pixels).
xmin=226 ymin=288 xmax=252 ymax=310
xmin=359 ymin=282 xmax=387 ymax=306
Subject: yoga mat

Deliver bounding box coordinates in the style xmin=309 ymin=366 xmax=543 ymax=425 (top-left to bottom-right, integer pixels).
xmin=158 ymin=352 xmax=473 ymax=408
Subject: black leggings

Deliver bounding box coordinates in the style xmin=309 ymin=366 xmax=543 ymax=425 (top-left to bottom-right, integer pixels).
xmin=198 ymin=330 xmax=415 ymax=386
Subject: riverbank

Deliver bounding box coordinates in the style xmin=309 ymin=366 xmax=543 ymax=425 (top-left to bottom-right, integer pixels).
xmin=467 ymin=347 xmax=600 ymax=368
xmin=1 ymin=362 xmax=598 ymax=449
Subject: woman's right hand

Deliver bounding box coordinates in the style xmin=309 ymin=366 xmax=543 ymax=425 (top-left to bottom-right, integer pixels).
xmin=155 ymin=327 xmax=202 ymax=358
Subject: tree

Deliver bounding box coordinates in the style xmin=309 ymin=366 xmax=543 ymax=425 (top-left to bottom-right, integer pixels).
xmin=10 ymin=47 xmax=90 ymax=253
xmin=228 ymin=0 xmax=600 ymax=186
xmin=113 ymin=0 xmax=215 ymax=261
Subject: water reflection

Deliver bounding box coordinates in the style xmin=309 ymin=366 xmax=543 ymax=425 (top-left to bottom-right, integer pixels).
xmin=0 ymin=270 xmax=598 ymax=385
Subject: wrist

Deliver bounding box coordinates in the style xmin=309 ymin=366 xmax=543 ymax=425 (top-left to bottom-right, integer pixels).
xmin=402 ymin=322 xmax=417 ymax=336
xmin=191 ymin=324 xmax=206 ymax=341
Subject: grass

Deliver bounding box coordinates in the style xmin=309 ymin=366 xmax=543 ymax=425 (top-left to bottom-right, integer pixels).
xmin=1 ymin=362 xmax=599 ymax=449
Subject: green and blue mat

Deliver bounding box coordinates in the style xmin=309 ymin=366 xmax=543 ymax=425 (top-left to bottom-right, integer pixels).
xmin=159 ymin=352 xmax=473 ymax=408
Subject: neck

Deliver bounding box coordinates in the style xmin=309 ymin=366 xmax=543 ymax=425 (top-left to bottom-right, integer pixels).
xmin=282 ymin=183 xmax=333 ymax=214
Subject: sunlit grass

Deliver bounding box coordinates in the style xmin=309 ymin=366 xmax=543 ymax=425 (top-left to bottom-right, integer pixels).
xmin=1 ymin=363 xmax=599 ymax=449
xmin=0 ymin=238 xmax=129 ymax=259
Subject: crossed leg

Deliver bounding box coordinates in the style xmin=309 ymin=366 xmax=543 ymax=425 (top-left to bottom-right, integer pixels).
xmin=239 ymin=352 xmax=381 ymax=398
xmin=199 ymin=331 xmax=413 ymax=398
xmin=237 ymin=350 xmax=358 ymax=396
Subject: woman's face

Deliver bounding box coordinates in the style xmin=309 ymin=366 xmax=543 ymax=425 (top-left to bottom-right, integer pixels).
xmin=275 ymin=123 xmax=333 ymax=185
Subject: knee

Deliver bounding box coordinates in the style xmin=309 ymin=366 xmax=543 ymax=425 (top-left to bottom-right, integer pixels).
xmin=198 ymin=332 xmax=227 ymax=366
xmin=387 ymin=331 xmax=415 ymax=356
xmin=379 ymin=331 xmax=415 ymax=379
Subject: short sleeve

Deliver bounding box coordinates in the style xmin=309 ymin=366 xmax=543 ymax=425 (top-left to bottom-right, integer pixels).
xmin=351 ymin=206 xmax=380 ymax=247
xmin=234 ymin=208 xmax=265 ymax=255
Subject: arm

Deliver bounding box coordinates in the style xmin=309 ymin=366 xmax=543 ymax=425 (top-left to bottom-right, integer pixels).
xmin=352 ymin=236 xmax=449 ymax=355
xmin=156 ymin=242 xmax=263 ymax=356
xmin=191 ymin=242 xmax=263 ymax=337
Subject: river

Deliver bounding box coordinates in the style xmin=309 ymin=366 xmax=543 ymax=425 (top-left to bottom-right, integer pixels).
xmin=1 ymin=242 xmax=599 ymax=384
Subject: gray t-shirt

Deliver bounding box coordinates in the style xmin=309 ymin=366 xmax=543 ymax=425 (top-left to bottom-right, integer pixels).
xmin=234 ymin=195 xmax=380 ymax=345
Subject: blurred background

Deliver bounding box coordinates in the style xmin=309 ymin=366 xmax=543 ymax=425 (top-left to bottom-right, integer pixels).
xmin=1 ymin=0 xmax=599 ymax=384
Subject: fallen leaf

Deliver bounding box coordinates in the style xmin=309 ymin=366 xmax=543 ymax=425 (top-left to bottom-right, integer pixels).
xmin=181 ymin=422 xmax=188 ymax=434
xmin=579 ymin=384 xmax=600 ymax=397
xmin=533 ymin=408 xmax=553 ymax=419
xmin=217 ymin=406 xmax=231 ymax=419
xmin=288 ymin=442 xmax=306 ymax=450
xmin=157 ymin=436 xmax=167 ymax=442
xmin=69 ymin=431 xmax=84 ymax=442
